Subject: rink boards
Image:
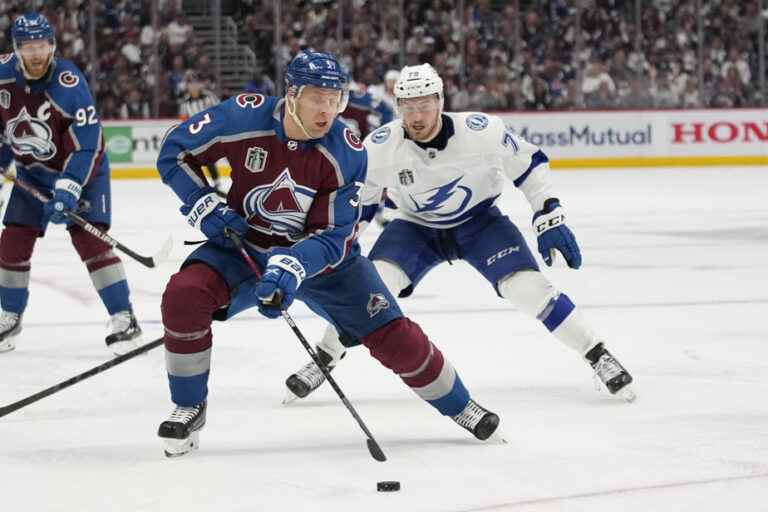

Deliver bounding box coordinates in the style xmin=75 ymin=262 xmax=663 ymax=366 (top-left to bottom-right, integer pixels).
xmin=102 ymin=108 xmax=768 ymax=179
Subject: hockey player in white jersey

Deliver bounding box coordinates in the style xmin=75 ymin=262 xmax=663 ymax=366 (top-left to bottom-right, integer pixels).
xmin=284 ymin=63 xmax=635 ymax=403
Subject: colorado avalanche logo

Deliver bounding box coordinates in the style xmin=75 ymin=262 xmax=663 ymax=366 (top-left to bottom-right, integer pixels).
xmin=343 ymin=128 xmax=364 ymax=151
xmin=236 ymin=94 xmax=265 ymax=109
xmin=58 ymin=71 xmax=80 ymax=88
xmin=367 ymin=293 xmax=390 ymax=318
xmin=242 ymin=168 xmax=316 ymax=239
xmin=408 ymin=175 xmax=472 ymax=219
xmin=0 ymin=53 xmax=12 ymax=64
xmin=5 ymin=107 xmax=57 ymax=160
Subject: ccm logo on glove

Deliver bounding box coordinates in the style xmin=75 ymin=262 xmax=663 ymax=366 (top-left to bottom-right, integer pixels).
xmin=535 ymin=211 xmax=565 ymax=234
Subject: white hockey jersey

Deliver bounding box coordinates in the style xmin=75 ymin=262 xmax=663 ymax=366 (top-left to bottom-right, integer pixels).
xmin=362 ymin=112 xmax=555 ymax=229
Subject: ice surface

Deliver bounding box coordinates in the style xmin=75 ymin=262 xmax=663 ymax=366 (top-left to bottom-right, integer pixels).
xmin=1 ymin=167 xmax=767 ymax=511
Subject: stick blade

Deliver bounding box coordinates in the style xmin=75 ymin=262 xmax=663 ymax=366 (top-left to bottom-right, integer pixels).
xmin=151 ymin=236 xmax=174 ymax=268
xmin=367 ymin=439 xmax=387 ymax=462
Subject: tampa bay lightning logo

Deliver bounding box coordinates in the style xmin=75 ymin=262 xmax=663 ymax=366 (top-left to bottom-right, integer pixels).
xmin=242 ymin=168 xmax=316 ymax=239
xmin=5 ymin=107 xmax=57 ymax=160
xmin=466 ymin=114 xmax=489 ymax=131
xmin=370 ymin=126 xmax=390 ymax=144
xmin=408 ymin=176 xmax=472 ymax=217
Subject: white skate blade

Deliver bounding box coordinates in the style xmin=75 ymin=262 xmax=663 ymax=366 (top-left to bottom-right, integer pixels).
xmin=0 ymin=338 xmax=17 ymax=353
xmin=162 ymin=431 xmax=200 ymax=458
xmin=616 ymin=385 xmax=637 ymax=403
xmin=485 ymin=430 xmax=508 ymax=445
xmin=0 ymin=323 xmax=21 ymax=353
xmin=109 ymin=339 xmax=140 ymax=356
xmin=282 ymin=389 xmax=300 ymax=405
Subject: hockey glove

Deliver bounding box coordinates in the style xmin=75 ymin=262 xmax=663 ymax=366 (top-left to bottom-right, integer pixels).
xmin=181 ymin=188 xmax=249 ymax=248
xmin=256 ymin=249 xmax=306 ymax=318
xmin=43 ymin=178 xmax=82 ymax=225
xmin=532 ymin=198 xmax=582 ymax=269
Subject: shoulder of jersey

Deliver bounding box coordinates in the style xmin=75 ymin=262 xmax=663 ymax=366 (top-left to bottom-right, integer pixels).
xmin=317 ymin=118 xmax=367 ymax=176
xmin=220 ymin=93 xmax=278 ymax=129
xmin=44 ymin=60 xmax=92 ymax=112
xmin=363 ymin=119 xmax=402 ymax=149
xmin=449 ymin=111 xmax=507 ymax=150
xmin=448 ymin=111 xmax=503 ymax=134
xmin=43 ymin=60 xmax=94 ymax=115
xmin=49 ymin=58 xmax=88 ymax=89
xmin=0 ymin=53 xmax=17 ymax=77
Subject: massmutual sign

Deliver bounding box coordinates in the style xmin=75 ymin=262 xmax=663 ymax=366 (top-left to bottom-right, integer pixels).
xmin=499 ymin=108 xmax=768 ymax=167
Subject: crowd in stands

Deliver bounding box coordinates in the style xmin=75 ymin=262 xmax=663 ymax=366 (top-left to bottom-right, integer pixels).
xmin=1 ymin=0 xmax=764 ymax=119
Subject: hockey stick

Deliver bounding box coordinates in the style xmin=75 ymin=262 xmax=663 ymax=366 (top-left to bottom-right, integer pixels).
xmin=0 ymin=337 xmax=164 ymax=419
xmin=3 ymin=172 xmax=172 ymax=268
xmin=225 ymin=229 xmax=387 ymax=462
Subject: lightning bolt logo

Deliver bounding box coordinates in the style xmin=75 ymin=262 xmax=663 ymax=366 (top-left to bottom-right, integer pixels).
xmin=409 ymin=176 xmax=472 ymax=217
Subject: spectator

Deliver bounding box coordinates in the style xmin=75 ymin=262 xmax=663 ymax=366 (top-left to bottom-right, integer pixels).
xmin=582 ymin=59 xmax=616 ymax=107
xmin=651 ymin=71 xmax=680 ymax=108
xmin=164 ymin=12 xmax=193 ymax=51
xmin=619 ymin=77 xmax=654 ymax=109
xmin=681 ymin=77 xmax=701 ymax=108
xmin=119 ymin=87 xmax=151 ymax=119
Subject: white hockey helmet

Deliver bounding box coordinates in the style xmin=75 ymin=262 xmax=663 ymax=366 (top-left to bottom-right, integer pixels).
xmin=394 ymin=63 xmax=444 ymax=114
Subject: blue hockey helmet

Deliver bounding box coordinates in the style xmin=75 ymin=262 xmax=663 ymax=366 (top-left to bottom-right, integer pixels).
xmin=284 ymin=51 xmax=350 ymax=113
xmin=12 ymin=12 xmax=56 ymax=78
xmin=12 ymin=12 xmax=56 ymax=48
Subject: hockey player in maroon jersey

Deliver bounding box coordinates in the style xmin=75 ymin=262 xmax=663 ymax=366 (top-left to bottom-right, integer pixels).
xmin=154 ymin=51 xmax=501 ymax=457
xmin=0 ymin=12 xmax=142 ymax=355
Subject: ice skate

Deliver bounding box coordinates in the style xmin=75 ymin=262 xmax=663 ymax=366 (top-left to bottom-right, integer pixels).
xmin=0 ymin=311 xmax=22 ymax=353
xmin=283 ymin=346 xmax=336 ymax=404
xmin=586 ymin=343 xmax=636 ymax=402
xmin=105 ymin=310 xmax=142 ymax=355
xmin=157 ymin=401 xmax=207 ymax=457
xmin=452 ymin=399 xmax=501 ymax=441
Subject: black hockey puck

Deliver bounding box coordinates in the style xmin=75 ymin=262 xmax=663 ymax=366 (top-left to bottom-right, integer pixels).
xmin=377 ymin=481 xmax=400 ymax=492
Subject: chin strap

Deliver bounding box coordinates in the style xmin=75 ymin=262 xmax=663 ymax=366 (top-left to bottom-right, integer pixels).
xmin=286 ymin=86 xmax=315 ymax=140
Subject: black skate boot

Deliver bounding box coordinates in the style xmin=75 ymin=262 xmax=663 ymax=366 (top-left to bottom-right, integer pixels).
xmin=105 ymin=310 xmax=142 ymax=355
xmin=0 ymin=311 xmax=22 ymax=353
xmin=158 ymin=401 xmax=207 ymax=457
xmin=283 ymin=346 xmax=337 ymax=404
xmin=586 ymin=343 xmax=636 ymax=402
xmin=452 ymin=399 xmax=500 ymax=441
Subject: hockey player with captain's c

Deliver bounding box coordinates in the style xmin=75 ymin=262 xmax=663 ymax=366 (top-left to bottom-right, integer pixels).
xmin=0 ymin=12 xmax=142 ymax=355
xmin=155 ymin=51 xmax=502 ymax=458
xmin=284 ymin=63 xmax=635 ymax=404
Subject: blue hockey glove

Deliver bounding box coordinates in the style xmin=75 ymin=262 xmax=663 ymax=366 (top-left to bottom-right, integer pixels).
xmin=256 ymin=249 xmax=306 ymax=318
xmin=532 ymin=198 xmax=582 ymax=269
xmin=43 ymin=178 xmax=81 ymax=225
xmin=181 ymin=188 xmax=249 ymax=248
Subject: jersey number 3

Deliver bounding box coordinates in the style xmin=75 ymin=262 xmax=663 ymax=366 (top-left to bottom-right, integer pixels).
xmin=189 ymin=113 xmax=212 ymax=134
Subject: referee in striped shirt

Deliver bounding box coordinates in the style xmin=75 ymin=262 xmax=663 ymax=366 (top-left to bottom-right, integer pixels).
xmin=179 ymin=72 xmax=225 ymax=194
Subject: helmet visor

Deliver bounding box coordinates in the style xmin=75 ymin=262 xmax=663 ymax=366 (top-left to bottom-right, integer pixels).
xmin=397 ymin=95 xmax=440 ymax=114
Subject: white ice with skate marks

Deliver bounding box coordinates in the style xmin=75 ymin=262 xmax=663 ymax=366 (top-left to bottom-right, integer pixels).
xmin=1 ymin=168 xmax=768 ymax=511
